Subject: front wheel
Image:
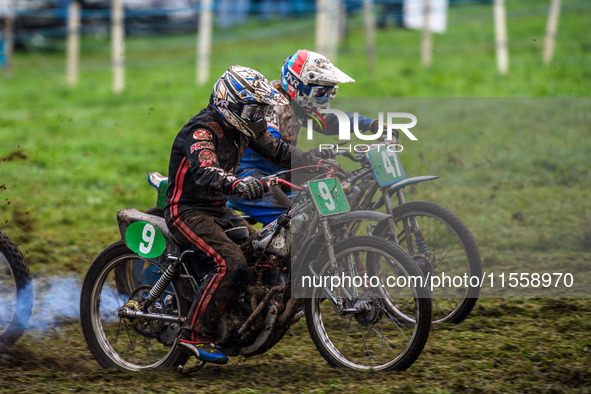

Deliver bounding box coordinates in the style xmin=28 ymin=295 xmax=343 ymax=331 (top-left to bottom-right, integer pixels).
xmin=375 ymin=201 xmax=482 ymax=324
xmin=305 ymin=236 xmax=431 ymax=371
xmin=80 ymin=241 xmax=188 ymax=371
xmin=0 ymin=231 xmax=33 ymax=347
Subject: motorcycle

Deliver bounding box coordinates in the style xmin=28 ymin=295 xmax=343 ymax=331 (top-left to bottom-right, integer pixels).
xmin=146 ymin=137 xmax=482 ymax=325
xmin=80 ymin=173 xmax=432 ymax=372
xmin=334 ymin=138 xmax=483 ymax=324
xmin=0 ymin=230 xmax=33 ymax=347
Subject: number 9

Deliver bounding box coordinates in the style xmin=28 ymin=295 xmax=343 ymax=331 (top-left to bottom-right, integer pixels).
xmin=139 ymin=223 xmax=156 ymax=254
xmin=318 ymin=182 xmax=336 ymax=211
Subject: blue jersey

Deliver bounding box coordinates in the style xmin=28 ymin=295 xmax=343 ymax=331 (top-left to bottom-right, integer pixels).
xmin=235 ymin=124 xmax=284 ymax=179
xmin=229 ymin=112 xmax=376 ymax=225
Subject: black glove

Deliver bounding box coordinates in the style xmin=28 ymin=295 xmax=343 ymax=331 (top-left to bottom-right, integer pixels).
xmin=232 ymin=176 xmax=267 ymax=201
xmin=314 ymin=147 xmax=336 ymax=159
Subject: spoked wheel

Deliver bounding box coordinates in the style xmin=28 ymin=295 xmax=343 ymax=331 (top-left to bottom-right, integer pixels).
xmin=0 ymin=231 xmax=33 ymax=347
xmin=305 ymin=236 xmax=431 ymax=371
xmin=375 ymin=201 xmax=482 ymax=324
xmin=80 ymin=241 xmax=188 ymax=371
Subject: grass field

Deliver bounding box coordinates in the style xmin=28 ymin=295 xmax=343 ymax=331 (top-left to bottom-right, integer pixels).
xmin=1 ymin=0 xmax=590 ymax=392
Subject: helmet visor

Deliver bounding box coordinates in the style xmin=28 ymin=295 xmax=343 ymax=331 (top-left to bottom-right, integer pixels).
xmin=307 ymin=85 xmax=339 ymax=99
xmin=240 ymin=104 xmax=272 ymax=122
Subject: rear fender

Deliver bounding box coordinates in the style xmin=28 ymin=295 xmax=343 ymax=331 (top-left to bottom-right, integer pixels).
xmin=117 ymin=207 xmax=181 ymax=262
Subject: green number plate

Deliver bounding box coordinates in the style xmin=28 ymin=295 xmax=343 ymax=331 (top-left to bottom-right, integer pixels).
xmin=309 ymin=178 xmax=350 ymax=216
xmin=366 ymin=148 xmax=407 ymax=186
xmin=125 ymin=221 xmax=166 ymax=258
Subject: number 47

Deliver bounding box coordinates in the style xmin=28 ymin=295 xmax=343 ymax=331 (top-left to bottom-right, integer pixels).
xmin=381 ymin=151 xmax=402 ymax=178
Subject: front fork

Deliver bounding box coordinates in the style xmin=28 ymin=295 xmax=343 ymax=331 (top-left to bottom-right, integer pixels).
xmin=382 ymin=188 xmax=429 ymax=258
xmin=320 ymin=217 xmax=361 ymax=315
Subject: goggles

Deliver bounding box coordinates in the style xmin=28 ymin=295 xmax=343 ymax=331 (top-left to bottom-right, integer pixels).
xmin=211 ymin=96 xmax=273 ymax=122
xmin=300 ymin=84 xmax=339 ymax=99
xmin=239 ymin=104 xmax=273 ymax=122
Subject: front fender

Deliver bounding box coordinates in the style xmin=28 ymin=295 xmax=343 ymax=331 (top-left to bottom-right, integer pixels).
xmin=327 ymin=210 xmax=390 ymax=227
xmin=387 ymin=175 xmax=439 ymax=195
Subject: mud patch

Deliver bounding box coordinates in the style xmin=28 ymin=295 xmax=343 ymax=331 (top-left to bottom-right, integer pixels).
xmin=2 ymin=150 xmax=29 ymax=162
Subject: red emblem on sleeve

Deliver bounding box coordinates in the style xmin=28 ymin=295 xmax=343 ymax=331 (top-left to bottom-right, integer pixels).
xmin=193 ymin=129 xmax=213 ymax=141
xmin=210 ymin=122 xmax=224 ymax=139
xmin=198 ymin=149 xmax=218 ymax=167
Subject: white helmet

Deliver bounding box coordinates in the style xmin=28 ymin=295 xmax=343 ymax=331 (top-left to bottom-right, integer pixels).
xmin=280 ymin=49 xmax=355 ymax=108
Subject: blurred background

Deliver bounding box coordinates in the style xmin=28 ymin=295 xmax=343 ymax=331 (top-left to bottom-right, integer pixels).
xmin=0 ymin=1 xmax=590 ymax=391
xmin=1 ymin=0 xmax=588 ymax=96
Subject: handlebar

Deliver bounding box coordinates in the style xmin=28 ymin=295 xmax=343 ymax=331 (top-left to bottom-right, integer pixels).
xmin=260 ymin=175 xmax=305 ymax=191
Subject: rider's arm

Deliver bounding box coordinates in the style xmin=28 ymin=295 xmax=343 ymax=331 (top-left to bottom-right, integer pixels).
xmin=183 ymin=128 xmax=237 ymax=195
xmin=249 ymin=127 xmax=320 ymax=169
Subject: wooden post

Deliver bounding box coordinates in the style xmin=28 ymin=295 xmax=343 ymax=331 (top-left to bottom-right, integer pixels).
xmin=363 ymin=0 xmax=376 ymax=70
xmin=316 ymin=0 xmax=328 ymax=55
xmin=543 ymin=0 xmax=560 ymax=64
xmin=111 ymin=0 xmax=124 ymax=93
xmin=325 ymin=0 xmax=339 ymax=61
xmin=338 ymin=0 xmax=346 ymax=41
xmin=66 ymin=1 xmax=80 ymax=86
xmin=197 ymin=0 xmax=213 ymax=86
xmin=421 ymin=0 xmax=432 ymax=67
xmin=494 ymin=0 xmax=509 ymax=74
xmin=1 ymin=7 xmax=14 ymax=72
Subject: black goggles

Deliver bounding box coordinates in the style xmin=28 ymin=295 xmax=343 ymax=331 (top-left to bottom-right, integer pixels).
xmin=211 ymin=96 xmax=272 ymax=122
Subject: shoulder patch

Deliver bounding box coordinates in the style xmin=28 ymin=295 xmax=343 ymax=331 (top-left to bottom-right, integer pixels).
xmin=193 ymin=129 xmax=213 ymax=141
xmin=210 ymin=122 xmax=224 ymax=139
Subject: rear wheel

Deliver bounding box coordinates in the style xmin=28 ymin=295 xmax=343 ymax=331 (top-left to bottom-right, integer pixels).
xmin=305 ymin=236 xmax=431 ymax=371
xmin=80 ymin=241 xmax=188 ymax=370
xmin=375 ymin=201 xmax=482 ymax=324
xmin=0 ymin=231 xmax=33 ymax=347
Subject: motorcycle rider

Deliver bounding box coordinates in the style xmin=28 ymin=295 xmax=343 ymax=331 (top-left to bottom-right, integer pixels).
xmin=228 ymin=49 xmax=383 ymax=225
xmin=164 ymin=65 xmax=332 ymax=365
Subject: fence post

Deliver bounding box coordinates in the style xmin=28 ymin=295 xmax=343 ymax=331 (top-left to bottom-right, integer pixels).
xmin=421 ymin=0 xmax=432 ymax=67
xmin=316 ymin=0 xmax=328 ymax=55
xmin=111 ymin=0 xmax=124 ymax=93
xmin=66 ymin=1 xmax=80 ymax=86
xmin=363 ymin=0 xmax=376 ymax=70
xmin=543 ymin=0 xmax=560 ymax=65
xmin=1 ymin=6 xmax=14 ymax=72
xmin=197 ymin=0 xmax=213 ymax=86
xmin=494 ymin=0 xmax=509 ymax=74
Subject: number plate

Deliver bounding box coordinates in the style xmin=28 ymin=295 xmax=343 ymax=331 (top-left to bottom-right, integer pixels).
xmin=125 ymin=221 xmax=166 ymax=258
xmin=308 ymin=178 xmax=350 ymax=216
xmin=366 ymin=148 xmax=407 ymax=186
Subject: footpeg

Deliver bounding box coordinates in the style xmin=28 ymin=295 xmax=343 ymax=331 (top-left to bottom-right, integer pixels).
xmin=176 ymin=360 xmax=206 ymax=375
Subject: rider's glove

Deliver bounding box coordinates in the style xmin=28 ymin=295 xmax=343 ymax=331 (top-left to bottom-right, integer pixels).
xmin=232 ymin=177 xmax=268 ymax=201
xmin=314 ymin=147 xmax=336 ymax=159
xmin=370 ymin=120 xmax=399 ymax=142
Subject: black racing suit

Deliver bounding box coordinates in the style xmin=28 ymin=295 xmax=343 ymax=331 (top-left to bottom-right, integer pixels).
xmin=164 ymin=104 xmax=319 ymax=345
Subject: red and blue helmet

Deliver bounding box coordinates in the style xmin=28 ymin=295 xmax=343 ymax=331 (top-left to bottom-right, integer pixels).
xmin=280 ymin=49 xmax=355 ymax=108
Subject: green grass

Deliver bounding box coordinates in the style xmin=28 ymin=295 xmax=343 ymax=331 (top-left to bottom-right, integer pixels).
xmin=1 ymin=0 xmax=590 ymax=391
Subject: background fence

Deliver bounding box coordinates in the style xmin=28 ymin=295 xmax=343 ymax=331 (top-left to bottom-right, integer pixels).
xmin=0 ymin=0 xmax=589 ymax=92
